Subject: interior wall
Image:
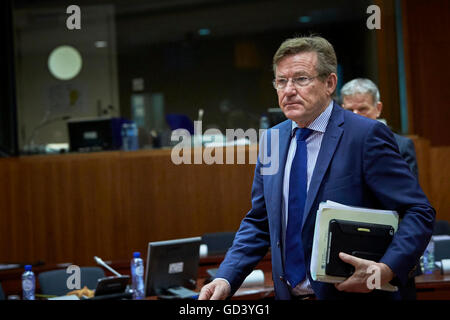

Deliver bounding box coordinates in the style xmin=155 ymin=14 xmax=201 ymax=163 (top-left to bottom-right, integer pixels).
xmin=0 ymin=1 xmax=18 ymax=156
xmin=375 ymin=0 xmax=401 ymax=134
xmin=402 ymin=0 xmax=450 ymax=146
xmin=116 ymin=22 xmax=376 ymax=133
xmin=13 ymin=4 xmax=120 ymax=151
xmin=0 ymin=148 xmax=255 ymax=265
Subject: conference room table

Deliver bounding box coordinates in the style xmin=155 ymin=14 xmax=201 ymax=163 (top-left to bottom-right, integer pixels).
xmin=1 ymin=254 xmax=449 ymax=300
xmin=0 ymin=254 xmax=274 ymax=300
xmin=415 ymin=270 xmax=450 ymax=300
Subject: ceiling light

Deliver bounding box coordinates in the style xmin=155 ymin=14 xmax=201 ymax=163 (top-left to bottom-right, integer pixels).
xmin=48 ymin=45 xmax=82 ymax=80
xmin=95 ymin=41 xmax=108 ymax=48
xmin=298 ymin=16 xmax=312 ymax=23
xmin=198 ymin=28 xmax=211 ymax=36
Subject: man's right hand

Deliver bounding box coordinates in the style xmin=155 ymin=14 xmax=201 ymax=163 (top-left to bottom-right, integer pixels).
xmin=198 ymin=279 xmax=231 ymax=300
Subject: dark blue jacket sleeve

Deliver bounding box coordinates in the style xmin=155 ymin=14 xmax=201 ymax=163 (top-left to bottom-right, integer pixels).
xmin=214 ymin=143 xmax=271 ymax=294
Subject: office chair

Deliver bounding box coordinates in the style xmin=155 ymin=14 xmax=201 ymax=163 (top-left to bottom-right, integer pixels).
xmin=201 ymin=232 xmax=236 ymax=256
xmin=433 ymin=220 xmax=450 ymax=262
xmin=433 ymin=220 xmax=450 ymax=235
xmin=165 ymin=114 xmax=194 ymax=135
xmin=0 ymin=282 xmax=5 ymax=300
xmin=38 ymin=266 xmax=105 ymax=296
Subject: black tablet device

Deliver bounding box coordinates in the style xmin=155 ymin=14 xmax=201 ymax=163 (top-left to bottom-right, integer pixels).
xmin=325 ymin=219 xmax=395 ymax=277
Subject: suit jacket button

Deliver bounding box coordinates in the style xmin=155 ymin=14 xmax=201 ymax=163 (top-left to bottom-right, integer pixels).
xmin=279 ymin=275 xmax=284 ymax=281
xmin=277 ymin=241 xmax=280 ymax=248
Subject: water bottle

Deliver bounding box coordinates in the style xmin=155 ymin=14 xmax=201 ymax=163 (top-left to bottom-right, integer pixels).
xmin=121 ymin=123 xmax=129 ymax=150
xmin=259 ymin=115 xmax=270 ymax=130
xmin=130 ymin=252 xmax=145 ymax=299
xmin=121 ymin=122 xmax=139 ymax=151
xmin=22 ymin=265 xmax=35 ymax=300
xmin=420 ymin=238 xmax=435 ymax=274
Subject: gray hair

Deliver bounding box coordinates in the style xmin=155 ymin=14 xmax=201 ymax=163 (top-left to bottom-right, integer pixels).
xmin=273 ymin=36 xmax=337 ymax=77
xmin=340 ymin=78 xmax=380 ymax=103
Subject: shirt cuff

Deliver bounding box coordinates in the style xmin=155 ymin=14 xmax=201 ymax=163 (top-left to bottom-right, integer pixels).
xmin=213 ymin=277 xmax=231 ymax=291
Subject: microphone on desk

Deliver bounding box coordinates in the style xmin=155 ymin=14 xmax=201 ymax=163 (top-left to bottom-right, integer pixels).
xmin=94 ymin=256 xmax=122 ymax=277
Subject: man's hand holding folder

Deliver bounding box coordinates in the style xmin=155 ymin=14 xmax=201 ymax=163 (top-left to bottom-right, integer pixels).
xmin=310 ymin=201 xmax=399 ymax=292
xmin=334 ymin=252 xmax=395 ymax=293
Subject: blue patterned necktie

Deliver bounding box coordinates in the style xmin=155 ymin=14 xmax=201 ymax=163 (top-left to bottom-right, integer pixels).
xmin=285 ymin=127 xmax=313 ymax=288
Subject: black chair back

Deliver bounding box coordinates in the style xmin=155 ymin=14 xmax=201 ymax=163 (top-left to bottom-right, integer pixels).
xmin=433 ymin=220 xmax=450 ymax=235
xmin=0 ymin=282 xmax=5 ymax=300
xmin=201 ymin=232 xmax=236 ymax=256
xmin=38 ymin=266 xmax=105 ymax=296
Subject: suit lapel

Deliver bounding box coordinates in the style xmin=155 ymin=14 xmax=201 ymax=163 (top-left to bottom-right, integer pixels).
xmin=302 ymin=102 xmax=344 ymax=229
xmin=264 ymin=121 xmax=291 ymax=240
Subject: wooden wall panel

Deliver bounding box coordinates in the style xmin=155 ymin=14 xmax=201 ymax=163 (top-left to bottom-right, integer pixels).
xmin=0 ymin=148 xmax=255 ymax=266
xmin=375 ymin=0 xmax=401 ymax=133
xmin=0 ymin=142 xmax=447 ymax=268
xmin=409 ymin=135 xmax=431 ymax=198
xmin=402 ymin=0 xmax=450 ymax=146
xmin=429 ymin=147 xmax=450 ymax=222
xmin=410 ymin=136 xmax=450 ymax=222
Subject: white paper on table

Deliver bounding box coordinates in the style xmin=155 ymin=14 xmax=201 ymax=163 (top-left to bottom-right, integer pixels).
xmin=240 ymin=269 xmax=265 ymax=288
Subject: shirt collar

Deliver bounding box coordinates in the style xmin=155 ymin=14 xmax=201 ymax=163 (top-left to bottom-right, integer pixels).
xmin=290 ymin=100 xmax=334 ymax=137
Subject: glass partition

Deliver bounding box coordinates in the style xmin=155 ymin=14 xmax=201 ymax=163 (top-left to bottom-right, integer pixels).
xmin=11 ymin=0 xmax=375 ymax=155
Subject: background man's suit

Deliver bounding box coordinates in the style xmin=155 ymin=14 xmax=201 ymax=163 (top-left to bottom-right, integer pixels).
xmin=394 ymin=133 xmax=418 ymax=178
xmin=215 ymin=102 xmax=435 ymax=300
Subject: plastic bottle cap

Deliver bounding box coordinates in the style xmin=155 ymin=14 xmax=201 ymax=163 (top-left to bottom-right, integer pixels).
xmin=24 ymin=265 xmax=32 ymax=271
xmin=133 ymin=252 xmax=141 ymax=258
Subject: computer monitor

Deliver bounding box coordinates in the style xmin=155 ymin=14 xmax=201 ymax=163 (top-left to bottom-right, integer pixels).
xmin=67 ymin=117 xmax=125 ymax=152
xmin=94 ymin=275 xmax=130 ymax=298
xmin=144 ymin=236 xmax=201 ymax=297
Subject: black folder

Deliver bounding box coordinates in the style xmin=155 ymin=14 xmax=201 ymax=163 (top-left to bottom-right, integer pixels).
xmin=325 ymin=219 xmax=395 ymax=277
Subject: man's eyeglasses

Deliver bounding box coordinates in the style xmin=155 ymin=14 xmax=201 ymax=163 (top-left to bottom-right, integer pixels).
xmin=272 ymin=75 xmax=321 ymax=90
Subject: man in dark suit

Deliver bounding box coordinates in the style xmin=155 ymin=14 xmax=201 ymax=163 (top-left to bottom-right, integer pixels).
xmin=340 ymin=78 xmax=422 ymax=300
xmin=199 ymin=36 xmax=435 ymax=300
xmin=340 ymin=78 xmax=418 ymax=177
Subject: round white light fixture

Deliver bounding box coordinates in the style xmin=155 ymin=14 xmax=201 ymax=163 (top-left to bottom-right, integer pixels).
xmin=48 ymin=45 xmax=82 ymax=80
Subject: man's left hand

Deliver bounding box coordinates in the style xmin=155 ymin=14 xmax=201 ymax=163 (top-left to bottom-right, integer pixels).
xmin=334 ymin=252 xmax=395 ymax=293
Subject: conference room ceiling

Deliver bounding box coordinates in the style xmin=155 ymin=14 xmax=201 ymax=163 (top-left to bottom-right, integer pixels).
xmin=14 ymin=0 xmax=372 ymax=46
xmin=115 ymin=0 xmax=372 ymax=45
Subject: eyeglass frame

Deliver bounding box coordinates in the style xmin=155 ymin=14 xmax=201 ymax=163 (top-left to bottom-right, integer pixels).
xmin=272 ymin=74 xmax=325 ymax=90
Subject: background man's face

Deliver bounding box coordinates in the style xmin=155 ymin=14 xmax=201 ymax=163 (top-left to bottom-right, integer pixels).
xmin=342 ymin=92 xmax=382 ymax=120
xmin=275 ymin=51 xmax=335 ymax=127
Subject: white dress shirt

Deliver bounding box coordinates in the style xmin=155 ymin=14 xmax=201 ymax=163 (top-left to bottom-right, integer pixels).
xmin=281 ymin=100 xmax=333 ymax=295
